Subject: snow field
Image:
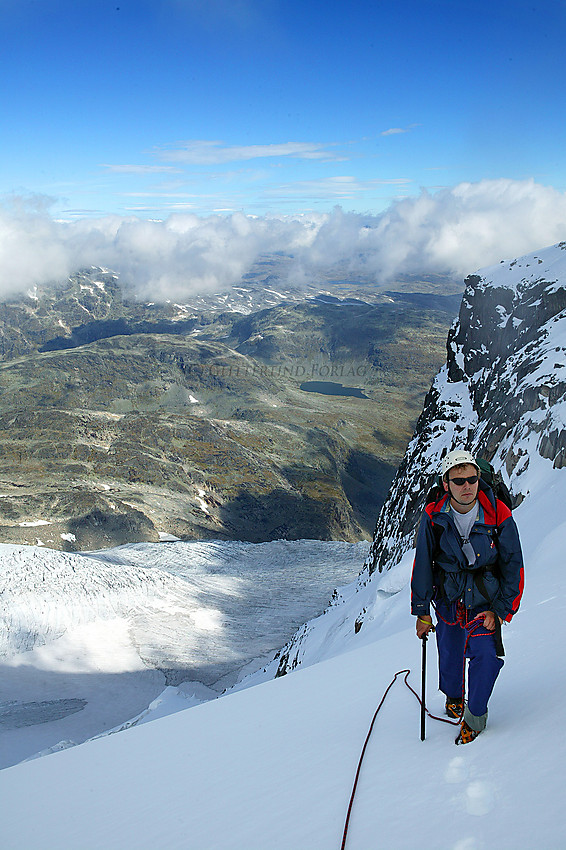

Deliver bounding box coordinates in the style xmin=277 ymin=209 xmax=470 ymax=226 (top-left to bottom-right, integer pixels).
xmin=0 ymin=467 xmax=564 ymax=849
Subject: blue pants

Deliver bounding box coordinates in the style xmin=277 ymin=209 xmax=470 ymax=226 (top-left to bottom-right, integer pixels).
xmin=435 ymin=602 xmax=504 ymax=719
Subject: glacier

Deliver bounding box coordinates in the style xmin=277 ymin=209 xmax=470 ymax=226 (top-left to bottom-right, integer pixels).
xmin=0 ymin=538 xmax=367 ymax=769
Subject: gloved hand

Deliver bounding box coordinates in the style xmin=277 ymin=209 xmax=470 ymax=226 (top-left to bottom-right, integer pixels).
xmin=416 ymin=615 xmax=434 ymax=638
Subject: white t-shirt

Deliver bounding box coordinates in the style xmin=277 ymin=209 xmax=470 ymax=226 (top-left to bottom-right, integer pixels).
xmin=451 ymin=502 xmax=479 ymax=565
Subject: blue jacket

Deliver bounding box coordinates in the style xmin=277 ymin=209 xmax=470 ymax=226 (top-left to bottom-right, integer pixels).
xmin=411 ymin=481 xmax=524 ymax=622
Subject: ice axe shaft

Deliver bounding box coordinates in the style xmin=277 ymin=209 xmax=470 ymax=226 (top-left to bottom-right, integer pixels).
xmin=420 ymin=633 xmax=427 ymax=741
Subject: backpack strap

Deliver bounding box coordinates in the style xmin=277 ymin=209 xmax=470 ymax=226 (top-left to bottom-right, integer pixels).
xmin=471 ymin=569 xmax=493 ymax=606
xmin=430 ymin=515 xmax=446 ymax=601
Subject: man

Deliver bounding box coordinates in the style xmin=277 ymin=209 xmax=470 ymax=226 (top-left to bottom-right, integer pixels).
xmin=411 ymin=449 xmax=524 ymax=744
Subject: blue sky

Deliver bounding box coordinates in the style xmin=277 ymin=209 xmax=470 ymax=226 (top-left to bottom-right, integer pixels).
xmin=2 ymin=0 xmax=565 ymax=219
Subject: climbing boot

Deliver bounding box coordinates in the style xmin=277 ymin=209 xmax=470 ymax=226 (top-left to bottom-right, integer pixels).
xmin=445 ymin=697 xmax=464 ymax=719
xmin=455 ymin=720 xmax=481 ymax=745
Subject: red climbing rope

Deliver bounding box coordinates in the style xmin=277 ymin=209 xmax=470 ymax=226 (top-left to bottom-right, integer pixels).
xmin=340 ymin=612 xmax=491 ymax=849
xmin=340 ymin=669 xmax=458 ymax=850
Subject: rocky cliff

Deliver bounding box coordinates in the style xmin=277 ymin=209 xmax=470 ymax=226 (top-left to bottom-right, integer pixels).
xmin=367 ymin=239 xmax=566 ymax=575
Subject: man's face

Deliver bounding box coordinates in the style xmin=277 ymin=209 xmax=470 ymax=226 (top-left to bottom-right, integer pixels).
xmin=443 ymin=463 xmax=479 ymax=507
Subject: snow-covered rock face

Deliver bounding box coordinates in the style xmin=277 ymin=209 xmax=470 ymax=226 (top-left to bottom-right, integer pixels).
xmin=368 ymin=241 xmax=566 ymax=574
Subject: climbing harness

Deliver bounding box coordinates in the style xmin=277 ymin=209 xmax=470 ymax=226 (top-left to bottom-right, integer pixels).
xmin=340 ymin=611 xmax=492 ymax=850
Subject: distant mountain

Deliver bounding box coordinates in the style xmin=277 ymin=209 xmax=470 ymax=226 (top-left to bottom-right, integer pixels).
xmin=0 ymin=265 xmax=460 ymax=549
xmin=264 ymin=240 xmax=566 ymax=674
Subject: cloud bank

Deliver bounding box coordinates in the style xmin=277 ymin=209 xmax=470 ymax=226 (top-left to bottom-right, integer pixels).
xmin=1 ymin=179 xmax=565 ymax=300
xmin=302 ymin=178 xmax=566 ymax=281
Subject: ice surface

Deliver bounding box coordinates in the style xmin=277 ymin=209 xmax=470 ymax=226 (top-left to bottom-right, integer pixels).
xmin=0 ymin=538 xmax=367 ymax=767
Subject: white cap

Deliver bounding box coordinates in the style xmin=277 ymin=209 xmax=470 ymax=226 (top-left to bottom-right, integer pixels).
xmin=441 ymin=449 xmax=479 ymax=478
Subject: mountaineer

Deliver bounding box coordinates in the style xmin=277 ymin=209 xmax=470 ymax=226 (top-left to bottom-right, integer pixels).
xmin=411 ymin=449 xmax=524 ymax=744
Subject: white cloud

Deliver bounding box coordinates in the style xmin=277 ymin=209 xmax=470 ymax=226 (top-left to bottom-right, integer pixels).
xmin=265 ymin=175 xmax=412 ymax=200
xmin=0 ymin=204 xmax=307 ymax=300
xmin=360 ymin=178 xmax=566 ymax=279
xmin=381 ymin=125 xmax=419 ymax=136
xmin=101 ymin=165 xmax=183 ymax=174
xmin=1 ymin=179 xmax=565 ymax=300
xmin=156 ymin=140 xmax=344 ymax=165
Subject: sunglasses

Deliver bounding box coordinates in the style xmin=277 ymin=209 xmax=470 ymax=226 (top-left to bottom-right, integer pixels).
xmin=449 ymin=475 xmax=479 ymax=486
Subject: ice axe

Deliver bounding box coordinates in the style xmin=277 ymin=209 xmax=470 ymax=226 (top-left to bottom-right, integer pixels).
xmin=420 ymin=622 xmax=435 ymax=741
xmin=420 ymin=633 xmax=428 ymax=740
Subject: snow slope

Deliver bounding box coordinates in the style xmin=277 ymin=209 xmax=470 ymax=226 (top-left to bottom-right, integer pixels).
xmin=0 ymin=457 xmax=564 ymax=849
xmin=0 ymin=539 xmax=366 ymax=769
